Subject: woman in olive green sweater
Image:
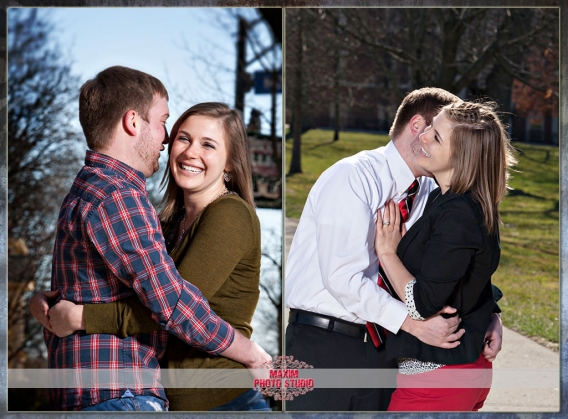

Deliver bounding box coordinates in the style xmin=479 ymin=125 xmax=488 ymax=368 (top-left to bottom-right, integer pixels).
xmin=41 ymin=103 xmax=270 ymax=411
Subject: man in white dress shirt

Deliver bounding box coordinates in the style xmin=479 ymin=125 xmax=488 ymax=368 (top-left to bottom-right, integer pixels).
xmin=285 ymin=88 xmax=503 ymax=411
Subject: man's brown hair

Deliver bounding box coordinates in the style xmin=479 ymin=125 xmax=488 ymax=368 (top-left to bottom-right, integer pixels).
xmin=389 ymin=87 xmax=460 ymax=140
xmin=79 ymin=66 xmax=169 ymax=150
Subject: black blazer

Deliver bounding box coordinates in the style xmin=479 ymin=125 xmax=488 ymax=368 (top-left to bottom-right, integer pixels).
xmin=385 ymin=188 xmax=500 ymax=365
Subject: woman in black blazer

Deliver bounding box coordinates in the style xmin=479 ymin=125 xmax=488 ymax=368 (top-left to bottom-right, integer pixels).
xmin=375 ymin=100 xmax=516 ymax=411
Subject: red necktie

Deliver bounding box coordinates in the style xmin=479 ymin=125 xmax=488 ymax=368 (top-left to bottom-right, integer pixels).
xmin=366 ymin=180 xmax=419 ymax=347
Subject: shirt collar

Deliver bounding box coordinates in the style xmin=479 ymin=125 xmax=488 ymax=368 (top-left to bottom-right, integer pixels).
xmin=384 ymin=141 xmax=417 ymax=195
xmin=85 ymin=150 xmax=147 ymax=192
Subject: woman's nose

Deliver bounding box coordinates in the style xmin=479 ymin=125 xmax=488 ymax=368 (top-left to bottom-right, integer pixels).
xmin=179 ymin=143 xmax=197 ymax=159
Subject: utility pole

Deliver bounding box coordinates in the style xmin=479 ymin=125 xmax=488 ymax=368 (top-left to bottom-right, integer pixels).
xmin=235 ymin=17 xmax=248 ymax=112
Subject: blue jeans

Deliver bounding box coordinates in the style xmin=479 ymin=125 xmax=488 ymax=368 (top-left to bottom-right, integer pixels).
xmin=82 ymin=395 xmax=168 ymax=411
xmin=210 ymin=388 xmax=270 ymax=411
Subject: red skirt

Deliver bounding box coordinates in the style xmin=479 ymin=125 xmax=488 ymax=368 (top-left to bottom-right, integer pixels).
xmin=388 ymin=353 xmax=493 ymax=411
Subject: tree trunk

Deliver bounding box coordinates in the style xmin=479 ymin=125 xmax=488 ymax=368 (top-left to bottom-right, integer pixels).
xmin=332 ymin=25 xmax=341 ymax=142
xmin=483 ymin=10 xmax=532 ymax=127
xmin=270 ymin=70 xmax=282 ymax=180
xmin=288 ymin=17 xmax=303 ymax=175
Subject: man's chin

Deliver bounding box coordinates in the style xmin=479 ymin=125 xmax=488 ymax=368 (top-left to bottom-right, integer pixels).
xmin=414 ymin=165 xmax=434 ymax=178
xmin=153 ymin=158 xmax=161 ymax=174
xmin=411 ymin=155 xmax=432 ymax=178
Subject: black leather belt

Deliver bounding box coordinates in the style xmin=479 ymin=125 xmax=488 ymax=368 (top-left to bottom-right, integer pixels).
xmin=289 ymin=309 xmax=367 ymax=340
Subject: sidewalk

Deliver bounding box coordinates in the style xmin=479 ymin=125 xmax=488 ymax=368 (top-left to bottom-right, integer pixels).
xmin=284 ymin=217 xmax=560 ymax=413
xmin=482 ymin=327 xmax=559 ymax=412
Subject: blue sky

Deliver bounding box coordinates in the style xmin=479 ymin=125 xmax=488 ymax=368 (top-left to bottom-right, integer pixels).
xmin=34 ymin=7 xmax=281 ymax=135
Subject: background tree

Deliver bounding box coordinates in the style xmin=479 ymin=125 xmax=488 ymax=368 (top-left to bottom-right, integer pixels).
xmin=8 ymin=8 xmax=82 ymax=364
xmin=328 ymin=8 xmax=558 ymax=111
xmin=511 ymin=45 xmax=559 ymax=118
xmin=286 ymin=8 xmax=397 ymax=175
xmin=8 ymin=8 xmax=82 ymax=410
xmin=285 ymin=8 xmax=558 ymax=145
xmin=286 ymin=8 xmax=349 ymax=172
xmin=286 ymin=9 xmax=305 ymax=175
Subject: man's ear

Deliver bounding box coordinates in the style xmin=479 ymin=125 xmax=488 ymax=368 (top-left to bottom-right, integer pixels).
xmin=409 ymin=114 xmax=426 ymax=136
xmin=122 ymin=110 xmax=138 ymax=137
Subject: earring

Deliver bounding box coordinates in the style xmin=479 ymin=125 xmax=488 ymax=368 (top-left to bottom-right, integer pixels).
xmin=223 ymin=171 xmax=232 ymax=182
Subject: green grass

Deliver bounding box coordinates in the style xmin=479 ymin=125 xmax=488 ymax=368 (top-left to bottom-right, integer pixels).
xmin=496 ymin=144 xmax=559 ymax=344
xmin=285 ymin=129 xmax=391 ymax=218
xmin=285 ymin=129 xmax=559 ymax=344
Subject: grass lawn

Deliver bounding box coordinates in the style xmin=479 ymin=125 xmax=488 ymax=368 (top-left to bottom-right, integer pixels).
xmin=285 ymin=129 xmax=559 ymax=345
xmin=285 ymin=130 xmax=391 ymax=218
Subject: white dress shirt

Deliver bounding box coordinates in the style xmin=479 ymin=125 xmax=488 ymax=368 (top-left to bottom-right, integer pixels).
xmin=285 ymin=141 xmax=436 ymax=333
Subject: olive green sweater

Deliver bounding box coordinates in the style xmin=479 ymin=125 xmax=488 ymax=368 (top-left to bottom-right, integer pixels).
xmin=83 ymin=194 xmax=261 ymax=411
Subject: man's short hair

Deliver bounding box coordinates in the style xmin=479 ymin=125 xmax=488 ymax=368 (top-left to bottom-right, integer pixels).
xmin=79 ymin=66 xmax=169 ymax=150
xmin=389 ymin=87 xmax=460 ymax=140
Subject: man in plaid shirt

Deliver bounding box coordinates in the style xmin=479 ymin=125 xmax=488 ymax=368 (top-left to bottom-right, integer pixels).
xmin=35 ymin=66 xmax=271 ymax=411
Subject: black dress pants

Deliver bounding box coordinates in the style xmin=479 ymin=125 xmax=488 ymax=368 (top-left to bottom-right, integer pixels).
xmin=285 ymin=320 xmax=397 ymax=411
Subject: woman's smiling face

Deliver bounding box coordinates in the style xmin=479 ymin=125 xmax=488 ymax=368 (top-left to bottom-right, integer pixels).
xmin=416 ymin=109 xmax=455 ymax=191
xmin=169 ymin=115 xmax=230 ymax=196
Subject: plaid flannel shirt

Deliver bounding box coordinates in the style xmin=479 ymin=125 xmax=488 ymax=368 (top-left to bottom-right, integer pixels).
xmin=45 ymin=151 xmax=235 ymax=410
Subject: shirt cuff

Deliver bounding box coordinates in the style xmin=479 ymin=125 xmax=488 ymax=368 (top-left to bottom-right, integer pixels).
xmin=376 ymin=296 xmax=410 ymax=334
xmin=405 ymin=279 xmax=425 ymax=320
